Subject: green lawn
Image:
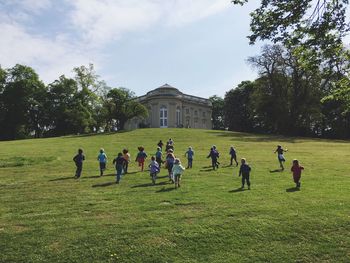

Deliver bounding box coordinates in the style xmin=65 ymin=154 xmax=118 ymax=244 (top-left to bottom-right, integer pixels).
xmin=0 ymin=128 xmax=349 ymax=263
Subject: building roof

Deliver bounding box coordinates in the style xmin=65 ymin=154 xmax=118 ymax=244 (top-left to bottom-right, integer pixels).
xmin=138 ymin=84 xmax=212 ymax=107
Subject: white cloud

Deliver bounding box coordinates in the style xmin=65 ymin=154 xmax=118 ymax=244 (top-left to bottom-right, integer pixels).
xmin=0 ymin=22 xmax=94 ymax=83
xmin=67 ymin=0 xmax=230 ymax=45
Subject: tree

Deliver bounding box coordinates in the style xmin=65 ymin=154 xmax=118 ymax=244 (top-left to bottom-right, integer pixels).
xmin=209 ymin=95 xmax=225 ymax=130
xmin=0 ymin=64 xmax=47 ymax=140
xmin=106 ymin=88 xmax=148 ymax=130
xmin=224 ymin=81 xmax=256 ymax=132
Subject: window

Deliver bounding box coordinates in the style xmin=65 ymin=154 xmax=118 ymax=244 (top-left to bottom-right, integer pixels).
xmin=176 ymin=108 xmax=181 ymax=126
xmin=186 ymin=108 xmax=190 ymax=114
xmin=194 ymin=110 xmax=198 ymax=116
xmin=203 ymin=112 xmax=206 ymax=117
xmin=160 ymin=106 xmax=168 ymax=128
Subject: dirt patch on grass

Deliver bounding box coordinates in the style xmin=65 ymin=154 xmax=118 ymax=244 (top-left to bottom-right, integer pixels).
xmin=148 ymin=236 xmax=176 ymax=248
xmin=12 ymin=224 xmax=30 ymax=233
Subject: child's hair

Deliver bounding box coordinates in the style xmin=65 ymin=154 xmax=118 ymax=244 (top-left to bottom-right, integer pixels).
xmin=168 ymin=149 xmax=173 ymax=153
xmin=123 ymin=148 xmax=128 ymax=154
xmin=151 ymin=156 xmax=155 ymax=161
xmin=293 ymin=159 xmax=299 ymax=165
xmin=213 ymin=145 xmax=216 ymax=149
xmin=138 ymin=146 xmax=144 ymax=151
xmin=118 ymin=152 xmax=123 ymax=157
xmin=189 ymin=146 xmax=192 ymax=150
xmin=241 ymin=158 xmax=246 ymax=164
xmin=78 ymin=148 xmax=83 ymax=154
xmin=174 ymin=158 xmax=180 ymax=164
xmin=100 ymin=148 xmax=104 ymax=153
xmin=157 ymin=147 xmax=161 ymax=151
xmin=277 ymin=145 xmax=281 ymax=148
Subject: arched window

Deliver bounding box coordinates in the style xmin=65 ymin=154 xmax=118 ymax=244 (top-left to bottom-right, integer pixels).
xmin=176 ymin=107 xmax=181 ymax=127
xmin=160 ymin=106 xmax=168 ymax=128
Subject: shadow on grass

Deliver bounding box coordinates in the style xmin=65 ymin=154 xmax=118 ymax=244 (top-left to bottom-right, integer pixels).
xmin=124 ymin=171 xmax=138 ymax=175
xmin=156 ymin=187 xmax=175 ymax=193
xmin=49 ymin=176 xmax=74 ymax=182
xmin=92 ymin=182 xmax=116 ymax=187
xmin=286 ymin=187 xmax=300 ymax=192
xmin=269 ymin=169 xmax=283 ymax=173
xmin=157 ymin=175 xmax=169 ymax=179
xmin=131 ymin=181 xmax=168 ymax=188
xmin=229 ymin=188 xmax=246 ymax=193
xmin=200 ymin=168 xmax=214 ymax=172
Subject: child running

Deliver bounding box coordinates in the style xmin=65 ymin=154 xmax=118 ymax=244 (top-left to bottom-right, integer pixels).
xmin=274 ymin=145 xmax=288 ymax=170
xmin=122 ymin=149 xmax=130 ymax=174
xmin=229 ymin=146 xmax=238 ymax=166
xmin=149 ymin=156 xmax=160 ymax=185
xmin=185 ymin=146 xmax=194 ymax=169
xmin=113 ymin=153 xmax=126 ymax=184
xmin=207 ymin=146 xmax=219 ymax=170
xmin=157 ymin=140 xmax=164 ymax=151
xmin=97 ymin=148 xmax=107 ymax=176
xmin=238 ymin=158 xmax=251 ymax=190
xmin=172 ymin=158 xmax=185 ymax=189
xmin=73 ymin=148 xmax=85 ymax=178
xmin=291 ymin=159 xmax=304 ymax=189
xmin=155 ymin=147 xmax=163 ymax=169
xmin=165 ymin=149 xmax=176 ymax=182
xmin=135 ymin=146 xmax=147 ymax=171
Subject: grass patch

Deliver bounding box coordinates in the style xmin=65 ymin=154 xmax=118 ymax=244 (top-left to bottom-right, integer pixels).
xmin=0 ymin=129 xmax=349 ymax=262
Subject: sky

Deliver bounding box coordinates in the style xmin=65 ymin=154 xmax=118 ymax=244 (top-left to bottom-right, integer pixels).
xmin=0 ymin=0 xmax=262 ymax=98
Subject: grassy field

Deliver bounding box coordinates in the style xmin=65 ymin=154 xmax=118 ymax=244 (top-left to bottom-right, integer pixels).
xmin=0 ymin=128 xmax=349 ymax=263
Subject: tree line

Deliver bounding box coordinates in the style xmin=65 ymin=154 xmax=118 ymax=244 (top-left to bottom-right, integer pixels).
xmin=0 ymin=64 xmax=148 ymax=140
xmin=209 ymin=0 xmax=350 ymax=139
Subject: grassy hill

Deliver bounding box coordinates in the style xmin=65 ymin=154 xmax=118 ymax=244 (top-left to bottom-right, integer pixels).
xmin=0 ymin=128 xmax=349 ymax=263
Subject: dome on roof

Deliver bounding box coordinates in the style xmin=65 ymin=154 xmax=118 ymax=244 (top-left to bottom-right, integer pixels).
xmin=159 ymin=83 xmax=175 ymax=89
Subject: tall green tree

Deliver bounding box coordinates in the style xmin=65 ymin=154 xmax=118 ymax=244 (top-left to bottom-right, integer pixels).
xmin=209 ymin=95 xmax=225 ymax=130
xmin=224 ymin=81 xmax=256 ymax=132
xmin=106 ymin=88 xmax=148 ymax=130
xmin=0 ymin=64 xmax=47 ymax=140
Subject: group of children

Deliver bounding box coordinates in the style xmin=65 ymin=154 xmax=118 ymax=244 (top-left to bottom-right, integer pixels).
xmin=73 ymin=141 xmax=304 ymax=190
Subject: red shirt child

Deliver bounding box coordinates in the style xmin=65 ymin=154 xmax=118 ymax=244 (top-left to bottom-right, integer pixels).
xmin=291 ymin=159 xmax=304 ymax=188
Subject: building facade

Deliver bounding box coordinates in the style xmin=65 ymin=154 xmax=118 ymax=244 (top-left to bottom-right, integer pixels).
xmin=125 ymin=84 xmax=212 ymax=129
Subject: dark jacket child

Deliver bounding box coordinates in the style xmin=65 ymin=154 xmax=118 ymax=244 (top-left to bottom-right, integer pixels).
xmin=229 ymin=146 xmax=238 ymax=166
xmin=149 ymin=156 xmax=160 ymax=185
xmin=157 ymin=140 xmax=164 ymax=150
xmin=165 ymin=149 xmax=176 ymax=182
xmin=291 ymin=159 xmax=304 ymax=188
xmin=155 ymin=147 xmax=163 ymax=169
xmin=97 ymin=148 xmax=107 ymax=176
xmin=73 ymin=148 xmax=85 ymax=178
xmin=239 ymin=158 xmax=251 ymax=190
xmin=207 ymin=147 xmax=219 ymax=170
xmin=113 ymin=153 xmax=126 ymax=184
xmin=135 ymin=146 xmax=147 ymax=171
xmin=122 ymin=149 xmax=130 ymax=174
xmin=274 ymin=145 xmax=288 ymax=170
xmin=185 ymin=146 xmax=194 ymax=169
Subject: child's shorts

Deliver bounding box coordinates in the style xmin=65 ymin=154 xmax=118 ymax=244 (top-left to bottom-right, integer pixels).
xmin=278 ymin=154 xmax=285 ymax=162
xmin=99 ymin=162 xmax=106 ymax=170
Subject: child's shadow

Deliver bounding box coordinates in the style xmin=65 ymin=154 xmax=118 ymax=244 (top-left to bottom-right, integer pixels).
xmin=269 ymin=169 xmax=283 ymax=173
xmin=286 ymin=187 xmax=300 ymax=192
xmin=131 ymin=181 xmax=168 ymax=188
xmin=229 ymin=188 xmax=245 ymax=193
xmin=200 ymin=168 xmax=213 ymax=172
xmin=92 ymin=182 xmax=115 ymax=187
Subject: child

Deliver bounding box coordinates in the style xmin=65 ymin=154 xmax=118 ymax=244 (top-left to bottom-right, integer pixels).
xmin=185 ymin=146 xmax=194 ymax=169
xmin=165 ymin=149 xmax=176 ymax=182
xmin=157 ymin=140 xmax=164 ymax=150
xmin=291 ymin=159 xmax=304 ymax=188
xmin=238 ymin=158 xmax=251 ymax=190
xmin=73 ymin=148 xmax=85 ymax=178
xmin=172 ymin=158 xmax=185 ymax=189
xmin=165 ymin=138 xmax=174 ymax=152
xmin=122 ymin=149 xmax=130 ymax=174
xmin=229 ymin=146 xmax=238 ymax=166
xmin=135 ymin=146 xmax=147 ymax=171
xmin=274 ymin=145 xmax=288 ymax=170
xmin=113 ymin=153 xmax=126 ymax=184
xmin=149 ymin=156 xmax=160 ymax=185
xmin=97 ymin=148 xmax=107 ymax=176
xmin=155 ymin=147 xmax=163 ymax=169
xmin=207 ymin=146 xmax=219 ymax=170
